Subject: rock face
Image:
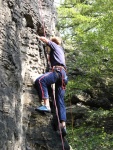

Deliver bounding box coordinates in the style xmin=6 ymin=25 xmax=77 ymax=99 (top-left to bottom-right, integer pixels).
xmin=0 ymin=0 xmax=70 ymax=150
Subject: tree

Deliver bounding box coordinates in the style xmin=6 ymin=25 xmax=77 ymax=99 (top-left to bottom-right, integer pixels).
xmin=57 ymin=0 xmax=113 ymax=94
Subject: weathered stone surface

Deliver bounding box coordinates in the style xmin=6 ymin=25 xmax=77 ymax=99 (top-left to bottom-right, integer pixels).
xmin=0 ymin=0 xmax=70 ymax=150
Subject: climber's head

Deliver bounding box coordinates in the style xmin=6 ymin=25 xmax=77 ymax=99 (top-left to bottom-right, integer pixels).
xmin=50 ymin=36 xmax=62 ymax=45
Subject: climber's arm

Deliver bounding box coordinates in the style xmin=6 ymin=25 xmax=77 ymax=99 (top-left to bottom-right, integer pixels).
xmin=38 ymin=36 xmax=49 ymax=44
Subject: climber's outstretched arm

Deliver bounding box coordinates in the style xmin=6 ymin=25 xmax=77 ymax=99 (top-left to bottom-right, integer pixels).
xmin=38 ymin=36 xmax=49 ymax=44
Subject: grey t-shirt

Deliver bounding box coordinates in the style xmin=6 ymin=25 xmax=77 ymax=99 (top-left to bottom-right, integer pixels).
xmin=48 ymin=40 xmax=66 ymax=68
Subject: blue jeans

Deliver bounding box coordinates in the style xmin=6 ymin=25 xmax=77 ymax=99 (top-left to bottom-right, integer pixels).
xmin=35 ymin=68 xmax=68 ymax=122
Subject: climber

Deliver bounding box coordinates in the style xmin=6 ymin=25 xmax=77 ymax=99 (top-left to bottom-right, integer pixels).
xmin=35 ymin=36 xmax=68 ymax=137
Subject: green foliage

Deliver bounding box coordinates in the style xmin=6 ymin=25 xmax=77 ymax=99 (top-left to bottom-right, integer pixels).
xmin=67 ymin=108 xmax=113 ymax=150
xmin=65 ymin=77 xmax=92 ymax=99
xmin=57 ymin=1 xmax=113 ymax=149
xmin=68 ymin=126 xmax=113 ymax=150
xmin=57 ymin=0 xmax=113 ymax=93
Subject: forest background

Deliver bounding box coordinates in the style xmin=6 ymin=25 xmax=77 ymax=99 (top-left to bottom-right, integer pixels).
xmin=56 ymin=0 xmax=113 ymax=149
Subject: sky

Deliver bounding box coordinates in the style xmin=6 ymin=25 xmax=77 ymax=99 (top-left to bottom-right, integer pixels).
xmin=54 ymin=0 xmax=63 ymax=6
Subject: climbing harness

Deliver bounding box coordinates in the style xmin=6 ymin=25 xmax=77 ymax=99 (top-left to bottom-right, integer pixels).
xmin=52 ymin=66 xmax=67 ymax=90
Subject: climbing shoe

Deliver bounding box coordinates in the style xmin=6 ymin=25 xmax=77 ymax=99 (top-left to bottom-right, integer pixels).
xmin=35 ymin=105 xmax=51 ymax=113
xmin=61 ymin=126 xmax=67 ymax=137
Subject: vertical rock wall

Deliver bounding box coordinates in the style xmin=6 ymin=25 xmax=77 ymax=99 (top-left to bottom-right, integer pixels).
xmin=0 ymin=1 xmax=22 ymax=149
xmin=0 ymin=0 xmax=70 ymax=150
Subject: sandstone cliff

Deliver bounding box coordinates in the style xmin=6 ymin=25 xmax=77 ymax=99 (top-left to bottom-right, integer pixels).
xmin=0 ymin=0 xmax=70 ymax=149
